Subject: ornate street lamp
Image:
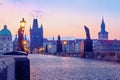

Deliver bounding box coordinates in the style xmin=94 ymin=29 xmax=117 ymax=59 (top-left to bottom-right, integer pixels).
xmin=17 ymin=18 xmax=26 ymax=51
xmin=63 ymin=41 xmax=67 ymax=52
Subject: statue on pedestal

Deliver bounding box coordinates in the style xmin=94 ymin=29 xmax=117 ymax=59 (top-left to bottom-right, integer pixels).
xmin=84 ymin=25 xmax=91 ymax=40
xmin=80 ymin=25 xmax=93 ymax=58
xmin=17 ymin=18 xmax=27 ymax=51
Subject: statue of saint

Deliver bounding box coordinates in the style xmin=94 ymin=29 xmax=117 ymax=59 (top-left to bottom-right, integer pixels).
xmin=84 ymin=25 xmax=91 ymax=40
xmin=17 ymin=18 xmax=26 ymax=51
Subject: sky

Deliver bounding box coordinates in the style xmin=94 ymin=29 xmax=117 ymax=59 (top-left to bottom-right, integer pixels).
xmin=0 ymin=0 xmax=120 ymax=40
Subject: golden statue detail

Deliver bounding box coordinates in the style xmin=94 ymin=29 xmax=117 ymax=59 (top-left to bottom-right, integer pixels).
xmin=17 ymin=18 xmax=29 ymax=53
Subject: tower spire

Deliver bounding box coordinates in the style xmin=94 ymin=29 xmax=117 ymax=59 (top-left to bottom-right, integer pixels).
xmin=101 ymin=17 xmax=106 ymax=32
xmin=40 ymin=24 xmax=43 ymax=29
xmin=98 ymin=17 xmax=108 ymax=40
xmin=58 ymin=35 xmax=61 ymax=41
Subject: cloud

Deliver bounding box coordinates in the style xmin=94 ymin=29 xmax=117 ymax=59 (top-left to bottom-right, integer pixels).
xmin=30 ymin=9 xmax=45 ymax=18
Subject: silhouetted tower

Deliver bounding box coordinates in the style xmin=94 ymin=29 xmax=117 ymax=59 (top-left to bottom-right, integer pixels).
xmin=98 ymin=18 xmax=108 ymax=40
xmin=57 ymin=35 xmax=62 ymax=53
xmin=30 ymin=19 xmax=43 ymax=51
xmin=84 ymin=25 xmax=93 ymax=52
xmin=13 ymin=34 xmax=18 ymax=51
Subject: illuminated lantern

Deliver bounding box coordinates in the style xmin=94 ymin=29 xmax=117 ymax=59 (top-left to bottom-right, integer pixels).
xmin=17 ymin=18 xmax=26 ymax=51
xmin=20 ymin=18 xmax=26 ymax=28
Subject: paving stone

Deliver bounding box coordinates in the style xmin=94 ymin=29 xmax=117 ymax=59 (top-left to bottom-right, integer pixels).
xmin=28 ymin=54 xmax=120 ymax=80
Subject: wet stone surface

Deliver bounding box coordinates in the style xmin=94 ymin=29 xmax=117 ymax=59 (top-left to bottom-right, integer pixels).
xmin=28 ymin=54 xmax=120 ymax=80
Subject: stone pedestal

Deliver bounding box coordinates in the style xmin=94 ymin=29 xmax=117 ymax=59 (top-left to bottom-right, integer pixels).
xmin=14 ymin=57 xmax=30 ymax=80
xmin=84 ymin=40 xmax=93 ymax=57
xmin=80 ymin=40 xmax=93 ymax=58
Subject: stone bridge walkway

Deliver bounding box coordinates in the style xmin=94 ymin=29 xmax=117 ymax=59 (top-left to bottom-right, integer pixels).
xmin=28 ymin=54 xmax=120 ymax=80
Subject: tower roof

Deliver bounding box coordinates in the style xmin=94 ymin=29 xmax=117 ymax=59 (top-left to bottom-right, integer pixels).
xmin=100 ymin=17 xmax=107 ymax=32
xmin=0 ymin=25 xmax=12 ymax=36
xmin=58 ymin=35 xmax=61 ymax=41
xmin=32 ymin=19 xmax=39 ymax=29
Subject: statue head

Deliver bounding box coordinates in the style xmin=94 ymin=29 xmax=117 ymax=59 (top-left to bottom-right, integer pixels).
xmin=84 ymin=25 xmax=91 ymax=40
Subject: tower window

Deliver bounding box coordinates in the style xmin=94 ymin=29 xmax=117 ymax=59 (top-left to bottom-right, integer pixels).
xmin=3 ymin=37 xmax=5 ymax=40
xmin=8 ymin=37 xmax=10 ymax=41
xmin=6 ymin=44 xmax=9 ymax=46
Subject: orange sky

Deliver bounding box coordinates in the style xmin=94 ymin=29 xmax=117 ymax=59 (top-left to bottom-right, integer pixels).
xmin=0 ymin=0 xmax=120 ymax=40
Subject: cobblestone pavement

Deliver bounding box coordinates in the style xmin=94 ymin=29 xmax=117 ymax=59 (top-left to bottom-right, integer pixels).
xmin=28 ymin=54 xmax=120 ymax=80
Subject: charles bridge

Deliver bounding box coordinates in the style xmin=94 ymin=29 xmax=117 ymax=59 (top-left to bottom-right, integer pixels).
xmin=1 ymin=53 xmax=120 ymax=80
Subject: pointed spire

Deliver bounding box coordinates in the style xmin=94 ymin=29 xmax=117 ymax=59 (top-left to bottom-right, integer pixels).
xmin=40 ymin=24 xmax=43 ymax=29
xmin=58 ymin=35 xmax=61 ymax=41
xmin=101 ymin=17 xmax=106 ymax=32
xmin=13 ymin=34 xmax=18 ymax=42
xmin=102 ymin=17 xmax=105 ymax=26
xmin=53 ymin=36 xmax=54 ymax=41
xmin=102 ymin=17 xmax=104 ymax=22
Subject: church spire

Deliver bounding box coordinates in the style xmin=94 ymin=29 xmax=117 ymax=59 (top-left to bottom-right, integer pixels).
xmin=53 ymin=36 xmax=54 ymax=41
xmin=58 ymin=35 xmax=61 ymax=41
xmin=101 ymin=17 xmax=106 ymax=32
xmin=98 ymin=17 xmax=108 ymax=40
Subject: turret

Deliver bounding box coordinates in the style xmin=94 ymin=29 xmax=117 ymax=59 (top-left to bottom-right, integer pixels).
xmin=32 ymin=19 xmax=39 ymax=29
xmin=98 ymin=17 xmax=108 ymax=40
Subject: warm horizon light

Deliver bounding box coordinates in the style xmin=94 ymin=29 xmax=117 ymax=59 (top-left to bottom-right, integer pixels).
xmin=0 ymin=0 xmax=120 ymax=40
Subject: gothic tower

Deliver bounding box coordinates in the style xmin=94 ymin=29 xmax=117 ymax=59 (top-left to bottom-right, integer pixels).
xmin=98 ymin=18 xmax=108 ymax=40
xmin=30 ymin=19 xmax=43 ymax=51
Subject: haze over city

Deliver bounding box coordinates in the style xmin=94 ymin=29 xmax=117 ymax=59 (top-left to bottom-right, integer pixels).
xmin=0 ymin=0 xmax=120 ymax=40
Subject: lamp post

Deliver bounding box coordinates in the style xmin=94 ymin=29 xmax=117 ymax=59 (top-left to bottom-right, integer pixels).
xmin=39 ymin=47 xmax=45 ymax=53
xmin=63 ymin=41 xmax=67 ymax=53
xmin=48 ymin=45 xmax=52 ymax=53
xmin=17 ymin=18 xmax=26 ymax=51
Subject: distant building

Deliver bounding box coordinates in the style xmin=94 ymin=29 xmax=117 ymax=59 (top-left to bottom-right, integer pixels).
xmin=62 ymin=40 xmax=76 ymax=53
xmin=13 ymin=34 xmax=18 ymax=51
xmin=13 ymin=34 xmax=29 ymax=51
xmin=0 ymin=25 xmax=13 ymax=54
xmin=43 ymin=38 xmax=83 ymax=53
xmin=98 ymin=18 xmax=108 ymax=40
xmin=30 ymin=19 xmax=43 ymax=52
xmin=43 ymin=40 xmax=57 ymax=53
xmin=93 ymin=40 xmax=120 ymax=52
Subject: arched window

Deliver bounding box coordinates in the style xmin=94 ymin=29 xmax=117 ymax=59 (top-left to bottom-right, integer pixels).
xmin=8 ymin=37 xmax=10 ymax=41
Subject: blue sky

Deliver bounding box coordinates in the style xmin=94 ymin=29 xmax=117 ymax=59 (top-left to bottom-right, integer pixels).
xmin=0 ymin=0 xmax=120 ymax=40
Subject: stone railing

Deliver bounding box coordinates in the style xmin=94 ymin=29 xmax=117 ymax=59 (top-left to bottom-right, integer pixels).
xmin=0 ymin=55 xmax=30 ymax=80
